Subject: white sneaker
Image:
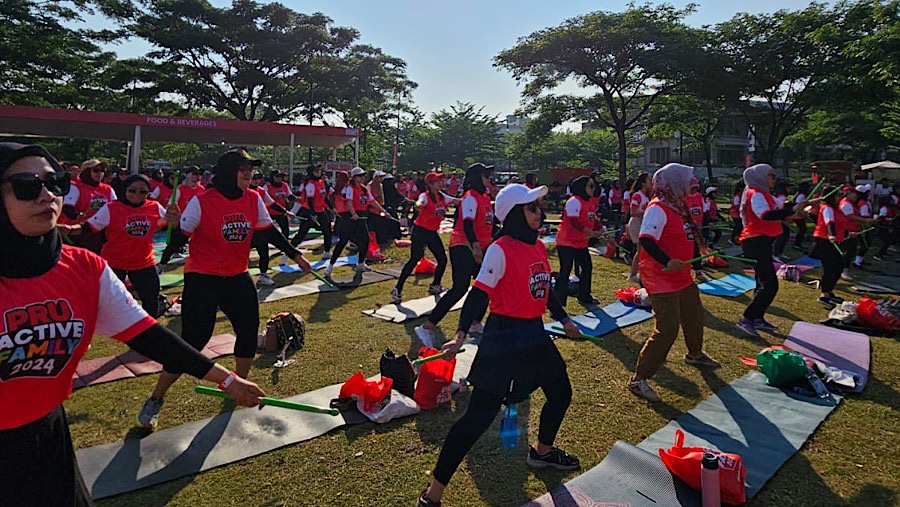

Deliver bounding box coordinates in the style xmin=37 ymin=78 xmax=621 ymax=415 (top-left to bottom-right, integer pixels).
xmin=390 ymin=287 xmax=402 ymax=304
xmin=840 ymin=270 xmax=853 ymax=281
xmin=256 ymin=273 xmax=274 ymax=286
xmin=355 ymin=263 xmax=371 ymax=273
xmin=324 ymin=264 xmax=334 ymax=277
xmin=414 ymin=325 xmax=435 ymax=349
xmin=468 ymin=321 xmax=485 ymax=335
xmin=322 ymin=251 xmax=333 ymax=260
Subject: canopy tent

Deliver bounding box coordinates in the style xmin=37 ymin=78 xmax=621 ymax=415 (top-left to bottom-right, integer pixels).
xmin=0 ymin=105 xmax=360 ymax=181
xmin=861 ymin=160 xmax=900 ymax=171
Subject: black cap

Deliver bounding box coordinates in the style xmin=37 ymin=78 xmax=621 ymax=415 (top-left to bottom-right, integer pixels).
xmin=215 ymin=149 xmax=261 ymax=174
xmin=183 ymin=165 xmax=203 ymax=175
xmin=0 ymin=142 xmax=63 ymax=178
xmin=468 ymin=162 xmax=495 ymax=173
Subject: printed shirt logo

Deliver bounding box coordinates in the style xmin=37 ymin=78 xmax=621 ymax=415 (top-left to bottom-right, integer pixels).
xmin=484 ymin=211 xmax=494 ymax=225
xmin=124 ymin=214 xmax=151 ymax=237
xmin=435 ymin=206 xmax=446 ymax=217
xmin=0 ymin=300 xmax=84 ymax=381
xmin=527 ymin=261 xmax=551 ymax=300
xmin=221 ymin=212 xmax=253 ymax=242
xmin=359 ymin=193 xmax=368 ymax=205
xmin=683 ymin=223 xmax=695 ymax=241
xmin=587 ymin=211 xmax=596 ymax=223
xmin=90 ymin=194 xmax=108 ymax=210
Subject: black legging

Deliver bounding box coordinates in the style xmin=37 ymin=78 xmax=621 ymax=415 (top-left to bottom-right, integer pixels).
xmin=555 ymin=246 xmax=592 ymax=303
xmin=742 ymin=235 xmax=779 ymax=321
xmin=773 ymin=223 xmax=790 ymax=257
xmin=251 ymin=230 xmax=270 ymax=273
xmin=794 ymin=217 xmax=808 ymax=246
xmin=272 ymin=213 xmax=290 ymax=239
xmin=112 ymin=265 xmax=161 ymax=318
xmin=816 ymin=237 xmax=843 ymax=294
xmin=160 ymin=229 xmax=188 ymax=265
xmin=290 ymin=210 xmax=333 ymax=251
xmin=432 ymin=378 xmax=572 ymax=486
xmin=876 ymin=223 xmax=896 ymax=257
xmin=395 ymin=225 xmax=447 ymax=290
xmin=428 ymin=245 xmax=484 ymax=326
xmin=329 ymin=212 xmax=368 ymax=265
xmin=842 ymin=237 xmax=858 ymax=267
xmin=730 ymin=217 xmax=743 ymax=244
xmin=857 ymin=230 xmax=871 ymax=258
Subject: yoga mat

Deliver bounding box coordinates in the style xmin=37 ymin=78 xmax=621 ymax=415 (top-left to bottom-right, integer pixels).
xmin=783 ymin=321 xmax=871 ymax=393
xmin=363 ymin=290 xmax=469 ymax=323
xmin=280 ymin=255 xmax=358 ymax=273
xmin=852 ymin=274 xmax=900 ymax=294
xmin=544 ymin=301 xmax=653 ymax=338
xmin=791 ymin=255 xmax=822 ymax=268
xmin=540 ymin=234 xmax=556 ymax=245
xmin=159 ymin=269 xmax=262 ymax=289
xmin=77 ymin=346 xmax=479 ymax=499
xmin=697 ymin=273 xmax=756 ymax=297
xmin=636 ymin=372 xmax=841 ymax=498
xmin=257 ymin=269 xmax=398 ymax=303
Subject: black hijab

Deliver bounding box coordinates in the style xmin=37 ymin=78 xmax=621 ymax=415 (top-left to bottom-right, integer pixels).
xmin=496 ymin=204 xmax=539 ymax=244
xmin=214 ymin=150 xmax=260 ymax=200
xmin=463 ymin=163 xmax=492 ymax=194
xmin=569 ymin=176 xmax=591 ymax=200
xmin=0 ymin=143 xmax=63 ymax=278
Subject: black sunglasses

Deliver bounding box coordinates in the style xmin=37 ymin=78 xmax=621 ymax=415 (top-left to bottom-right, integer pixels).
xmin=2 ymin=171 xmax=71 ymax=201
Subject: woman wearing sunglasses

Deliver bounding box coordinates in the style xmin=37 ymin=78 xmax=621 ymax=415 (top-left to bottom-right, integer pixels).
xmin=59 ymin=158 xmax=116 ymax=254
xmin=555 ymin=175 xmax=604 ymax=307
xmin=0 ymin=143 xmax=266 ymax=507
xmin=249 ymin=171 xmax=294 ymax=287
xmin=324 ymin=166 xmax=388 ymax=277
xmin=417 ymin=184 xmax=582 ymax=507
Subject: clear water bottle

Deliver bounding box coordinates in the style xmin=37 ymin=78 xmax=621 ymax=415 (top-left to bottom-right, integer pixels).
xmin=805 ymin=367 xmax=832 ymax=399
xmin=700 ymin=451 xmax=721 ymax=507
xmin=499 ymin=404 xmax=520 ymax=448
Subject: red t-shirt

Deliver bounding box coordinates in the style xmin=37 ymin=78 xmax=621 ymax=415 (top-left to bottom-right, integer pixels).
xmin=446 ymin=177 xmax=461 ymax=196
xmin=181 ymin=189 xmax=273 ymax=276
xmin=301 ymin=179 xmax=327 ymax=213
xmin=839 ymin=198 xmax=860 ymax=233
xmin=557 ymin=195 xmax=596 ymax=249
xmin=334 ymin=186 xmax=349 ymax=214
xmin=151 ymin=184 xmax=174 ymax=206
xmin=813 ymin=203 xmax=847 ymax=241
xmin=176 ymin=183 xmax=205 ymax=211
xmin=87 ymin=200 xmax=166 ymax=271
xmin=630 ymin=190 xmax=649 ymax=215
xmin=685 ymin=192 xmax=704 ymax=226
xmin=60 ymin=179 xmax=116 ymax=225
xmin=740 ymin=189 xmax=782 ymax=241
xmin=0 ymin=246 xmax=154 ymax=429
xmin=473 ymin=236 xmax=552 ymax=319
xmin=449 ymin=189 xmax=493 ymax=249
xmin=266 ymin=182 xmax=292 ymax=215
xmin=638 ymin=199 xmax=695 ymax=294
xmin=414 ymin=191 xmax=450 ymax=232
xmin=342 ymin=184 xmax=374 ymax=213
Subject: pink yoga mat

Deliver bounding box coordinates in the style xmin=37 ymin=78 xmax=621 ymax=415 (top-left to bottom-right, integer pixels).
xmin=75 ymin=357 xmax=136 ymax=385
xmin=784 ymin=322 xmax=871 ymax=393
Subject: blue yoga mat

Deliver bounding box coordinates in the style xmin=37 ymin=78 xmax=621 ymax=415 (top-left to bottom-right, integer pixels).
xmin=791 ymin=255 xmax=822 ymax=268
xmin=698 ymin=273 xmax=756 ymax=297
xmin=278 ymin=255 xmax=358 ymax=272
xmin=545 ymin=300 xmax=653 ymax=338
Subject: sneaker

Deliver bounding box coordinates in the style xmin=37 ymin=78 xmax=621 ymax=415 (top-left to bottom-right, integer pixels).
xmin=852 ymin=262 xmax=863 ymax=268
xmin=428 ymin=284 xmax=444 ymax=295
xmin=416 ymin=489 xmax=441 ymax=507
xmin=695 ymin=271 xmax=712 ymax=283
xmin=256 ymin=273 xmax=274 ymax=286
xmin=873 ymin=255 xmax=884 ymax=261
xmin=577 ymin=296 xmax=600 ymax=307
xmin=735 ymin=318 xmax=760 ymax=337
xmin=468 ymin=321 xmax=485 ymax=335
xmin=355 ymin=263 xmax=372 ymax=273
xmin=526 ymin=446 xmax=581 ymax=471
xmin=840 ymin=270 xmax=853 ymax=281
xmin=818 ymin=296 xmax=836 ymax=309
xmin=829 ymin=295 xmax=845 ymax=304
xmin=627 ymin=378 xmax=660 ymax=402
xmin=322 ymin=251 xmax=332 ymax=260
xmin=754 ymin=318 xmax=778 ymax=331
xmin=414 ymin=325 xmax=435 ymax=349
xmin=684 ymin=352 xmax=721 ymax=368
xmin=324 ymin=263 xmax=334 ymax=277
xmin=390 ymin=287 xmax=402 ymax=304
xmin=136 ymin=396 xmax=164 ymax=429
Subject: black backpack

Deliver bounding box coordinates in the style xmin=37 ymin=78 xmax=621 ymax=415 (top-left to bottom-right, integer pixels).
xmin=379 ymin=348 xmax=416 ymax=398
xmin=262 ymin=313 xmax=306 ymax=366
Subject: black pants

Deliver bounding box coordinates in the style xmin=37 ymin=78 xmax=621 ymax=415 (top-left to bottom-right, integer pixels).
xmin=429 ymin=245 xmax=484 ymax=325
xmin=815 ymin=237 xmax=843 ymax=294
xmin=773 ymin=223 xmax=790 ymax=257
xmin=395 ymin=225 xmax=447 ymax=290
xmin=330 ymin=213 xmax=368 ymax=264
xmin=160 ymin=228 xmax=188 ymax=265
xmin=431 ymin=379 xmax=572 ymax=486
xmin=291 ymin=210 xmax=333 ymax=251
xmin=272 ymin=213 xmax=290 ymax=239
xmin=251 ymin=230 xmax=271 ymax=272
xmin=112 ymin=265 xmax=161 ymax=318
xmin=730 ymin=217 xmax=743 ymax=244
xmin=857 ymin=230 xmax=871 ymax=258
xmin=556 ymin=246 xmax=592 ymax=304
xmin=0 ymin=405 xmax=94 ymax=507
xmin=794 ymin=217 xmax=808 ymax=246
xmin=842 ymin=237 xmax=858 ymax=267
xmin=177 ymin=272 xmax=259 ymax=365
xmin=702 ymin=219 xmax=722 ymax=246
xmin=742 ymin=235 xmax=778 ymax=320
xmin=877 ymin=224 xmax=895 ymax=257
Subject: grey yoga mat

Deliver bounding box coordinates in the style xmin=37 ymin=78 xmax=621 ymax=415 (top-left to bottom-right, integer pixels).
xmin=363 ymin=290 xmax=469 ymax=323
xmin=257 ymin=268 xmax=399 ymax=303
xmin=78 ymin=345 xmax=479 ymax=500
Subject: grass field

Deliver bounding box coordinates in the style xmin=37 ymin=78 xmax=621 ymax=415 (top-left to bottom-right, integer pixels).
xmin=67 ymin=237 xmax=900 ymax=507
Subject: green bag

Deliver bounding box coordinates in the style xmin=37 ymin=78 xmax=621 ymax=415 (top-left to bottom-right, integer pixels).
xmin=756 ymin=348 xmax=808 ymax=386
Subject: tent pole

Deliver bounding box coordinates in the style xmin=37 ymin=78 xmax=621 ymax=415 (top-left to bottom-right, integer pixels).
xmin=354 ymin=137 xmax=359 ymax=166
xmin=288 ymin=133 xmax=295 ymax=187
xmin=130 ymin=125 xmax=141 ymax=175
xmin=331 ymin=147 xmax=336 ymax=161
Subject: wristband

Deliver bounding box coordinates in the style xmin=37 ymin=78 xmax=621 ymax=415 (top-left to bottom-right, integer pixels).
xmin=218 ymin=372 xmax=236 ymax=391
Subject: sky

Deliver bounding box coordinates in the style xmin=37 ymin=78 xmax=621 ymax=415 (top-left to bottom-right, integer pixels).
xmin=100 ymin=0 xmax=822 ymax=119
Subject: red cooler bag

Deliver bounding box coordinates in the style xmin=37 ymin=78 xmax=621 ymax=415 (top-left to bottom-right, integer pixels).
xmin=413 ymin=347 xmax=455 ymax=410
xmin=658 ymin=429 xmax=747 ymax=505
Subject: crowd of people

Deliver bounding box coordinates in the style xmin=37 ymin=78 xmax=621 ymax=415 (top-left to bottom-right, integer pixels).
xmin=2 ymin=142 xmax=898 ymax=506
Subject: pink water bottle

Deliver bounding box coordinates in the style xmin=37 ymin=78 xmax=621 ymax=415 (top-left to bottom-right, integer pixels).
xmin=701 ymin=451 xmax=721 ymax=507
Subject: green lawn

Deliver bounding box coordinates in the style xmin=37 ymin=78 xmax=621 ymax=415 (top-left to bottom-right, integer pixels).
xmin=67 ymin=239 xmax=900 ymax=507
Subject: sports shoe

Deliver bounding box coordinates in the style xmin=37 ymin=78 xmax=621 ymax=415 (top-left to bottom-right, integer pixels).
xmin=468 ymin=321 xmax=485 ymax=335
xmin=322 ymin=251 xmax=332 ymax=260
xmin=852 ymin=261 xmax=863 ymax=268
xmin=627 ymin=273 xmax=641 ymax=285
xmin=695 ymin=271 xmax=712 ymax=283
xmin=390 ymin=287 xmax=402 ymax=304
xmin=256 ymin=273 xmax=274 ymax=286
xmin=627 ymin=378 xmax=660 ymax=402
xmin=735 ymin=318 xmax=760 ymax=337
xmin=873 ymin=255 xmax=884 ymax=261
xmin=324 ymin=263 xmax=334 ymax=277
xmin=840 ymin=270 xmax=853 ymax=281
xmin=754 ymin=318 xmax=778 ymax=331
xmin=414 ymin=325 xmax=435 ymax=349
xmin=526 ymin=446 xmax=581 ymax=471
xmin=416 ymin=489 xmax=441 ymax=507
xmin=428 ymin=284 xmax=444 ymax=295
xmin=684 ymin=352 xmax=721 ymax=368
xmin=136 ymin=396 xmax=164 ymax=429
xmin=577 ymin=296 xmax=600 ymax=307
xmin=818 ymin=296 xmax=836 ymax=309
xmin=829 ymin=295 xmax=845 ymax=304
xmin=355 ymin=263 xmax=372 ymax=273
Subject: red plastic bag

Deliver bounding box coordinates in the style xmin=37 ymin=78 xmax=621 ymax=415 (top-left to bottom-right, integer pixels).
xmin=703 ymin=255 xmax=729 ymax=267
xmin=413 ymin=257 xmax=437 ymax=274
xmin=658 ymin=429 xmax=747 ymax=505
xmin=615 ymin=286 xmax=640 ymax=305
xmin=413 ymin=347 xmax=455 ymax=410
xmin=857 ymin=297 xmax=900 ymax=331
xmin=603 ymin=241 xmax=616 ymax=258
xmin=394 ymin=239 xmax=412 ymax=248
xmin=339 ymin=372 xmax=393 ymax=412
xmin=367 ymin=231 xmax=386 ymax=261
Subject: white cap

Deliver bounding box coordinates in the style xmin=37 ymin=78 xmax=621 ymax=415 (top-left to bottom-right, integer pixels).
xmin=705 ymin=186 xmax=718 ymax=195
xmin=373 ymin=170 xmax=387 ymax=178
xmin=494 ymin=183 xmax=548 ymax=222
xmin=350 ymin=167 xmax=365 ymax=177
xmin=855 ymin=183 xmax=871 ymax=193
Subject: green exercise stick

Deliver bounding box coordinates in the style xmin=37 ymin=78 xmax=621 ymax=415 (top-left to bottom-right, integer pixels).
xmin=795 ymin=178 xmax=824 ymax=201
xmin=832 ymin=241 xmax=844 ymax=256
xmin=310 ymin=269 xmax=338 ymax=288
xmin=662 ymin=251 xmax=720 ymax=271
xmin=165 ymin=170 xmax=182 ymax=246
xmin=413 ymin=348 xmax=466 ymax=366
xmin=819 ymin=185 xmax=841 ymax=201
xmin=719 ymin=254 xmax=757 ymax=264
xmin=195 ymin=386 xmax=340 ymax=416
xmin=550 ymin=326 xmax=604 ymax=344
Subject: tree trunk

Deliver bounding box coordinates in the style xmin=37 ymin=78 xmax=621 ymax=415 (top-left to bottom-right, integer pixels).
xmin=704 ymin=139 xmax=714 ymax=182
xmin=616 ymin=127 xmax=628 ymax=185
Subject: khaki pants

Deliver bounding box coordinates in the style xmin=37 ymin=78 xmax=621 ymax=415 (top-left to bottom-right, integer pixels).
xmin=635 ymin=284 xmax=705 ymax=380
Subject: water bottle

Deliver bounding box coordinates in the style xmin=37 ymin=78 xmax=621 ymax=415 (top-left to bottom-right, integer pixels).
xmin=499 ymin=404 xmax=520 ymax=449
xmin=805 ymin=367 xmax=832 ymax=399
xmin=700 ymin=451 xmax=721 ymax=507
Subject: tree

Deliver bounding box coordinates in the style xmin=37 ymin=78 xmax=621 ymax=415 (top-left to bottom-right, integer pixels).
xmin=494 ymin=4 xmax=700 ymax=183
xmin=397 ymin=102 xmax=503 ymax=170
xmin=505 ymin=128 xmax=618 ymax=173
xmin=648 ymin=94 xmax=731 ymax=181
